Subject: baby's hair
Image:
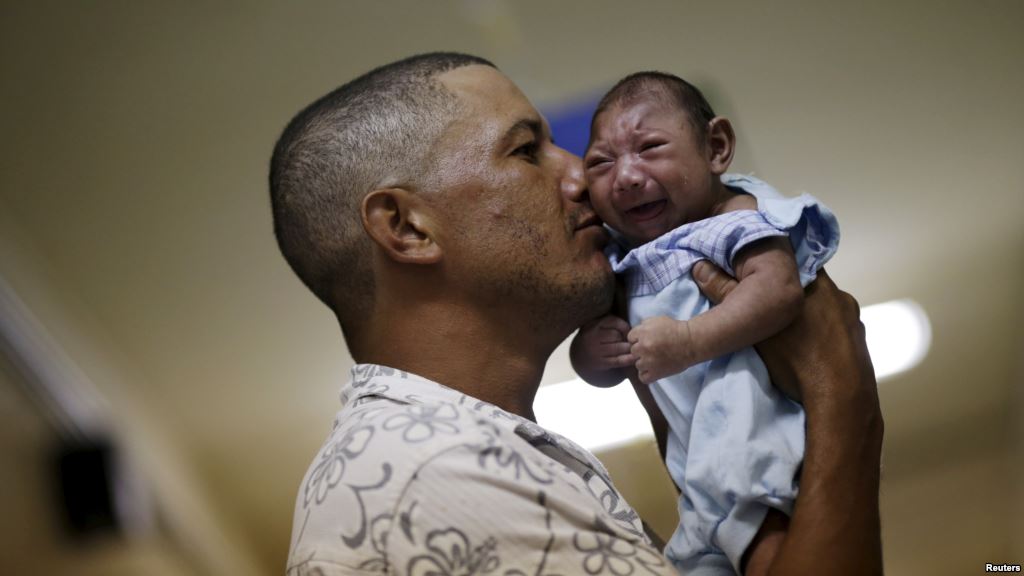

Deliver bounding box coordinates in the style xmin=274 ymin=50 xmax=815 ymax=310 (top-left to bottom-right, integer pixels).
xmin=592 ymin=71 xmax=717 ymax=143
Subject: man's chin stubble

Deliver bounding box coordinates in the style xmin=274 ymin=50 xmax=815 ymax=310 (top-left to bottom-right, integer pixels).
xmin=530 ymin=268 xmax=613 ymax=339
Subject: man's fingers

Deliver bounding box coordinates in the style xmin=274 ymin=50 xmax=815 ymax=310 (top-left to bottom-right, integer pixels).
xmin=597 ymin=327 xmax=631 ymax=345
xmin=692 ymin=260 xmax=738 ymax=305
xmin=601 ymin=342 xmax=633 ymax=357
xmin=598 ymin=315 xmax=633 ymax=337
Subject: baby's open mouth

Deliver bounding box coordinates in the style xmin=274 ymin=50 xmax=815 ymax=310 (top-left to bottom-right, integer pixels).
xmin=625 ymin=199 xmax=666 ymax=222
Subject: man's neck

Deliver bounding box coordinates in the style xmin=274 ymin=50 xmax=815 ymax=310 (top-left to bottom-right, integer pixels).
xmin=360 ymin=301 xmax=554 ymax=420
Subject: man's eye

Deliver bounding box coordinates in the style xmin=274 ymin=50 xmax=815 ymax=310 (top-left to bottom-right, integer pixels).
xmin=513 ymin=141 xmax=539 ymax=161
xmin=640 ymin=142 xmax=665 ymax=153
xmin=585 ymin=158 xmax=611 ymax=170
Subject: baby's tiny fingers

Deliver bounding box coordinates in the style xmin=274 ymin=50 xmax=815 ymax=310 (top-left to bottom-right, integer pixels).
xmin=629 ymin=341 xmax=643 ymax=358
xmin=609 ymin=352 xmax=637 ymax=368
xmin=638 ymin=369 xmax=653 ymax=385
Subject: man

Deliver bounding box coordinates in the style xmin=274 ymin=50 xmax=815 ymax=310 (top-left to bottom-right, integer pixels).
xmin=270 ymin=53 xmax=883 ymax=575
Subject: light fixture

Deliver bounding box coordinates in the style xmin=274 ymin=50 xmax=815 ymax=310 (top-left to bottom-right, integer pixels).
xmin=533 ymin=378 xmax=651 ymax=452
xmin=860 ymin=298 xmax=931 ymax=381
xmin=536 ymin=299 xmax=931 ymax=451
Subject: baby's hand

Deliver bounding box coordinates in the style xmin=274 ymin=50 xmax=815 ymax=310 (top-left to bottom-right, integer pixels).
xmin=570 ymin=315 xmax=636 ymax=378
xmin=628 ymin=316 xmax=695 ymax=384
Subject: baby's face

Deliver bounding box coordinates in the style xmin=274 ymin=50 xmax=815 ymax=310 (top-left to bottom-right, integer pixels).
xmin=585 ymin=100 xmax=720 ymax=246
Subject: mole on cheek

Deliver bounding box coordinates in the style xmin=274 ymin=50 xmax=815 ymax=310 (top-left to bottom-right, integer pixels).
xmin=485 ymin=200 xmax=510 ymax=220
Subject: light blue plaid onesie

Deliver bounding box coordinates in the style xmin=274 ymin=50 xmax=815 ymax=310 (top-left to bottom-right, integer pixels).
xmin=607 ymin=174 xmax=840 ymax=575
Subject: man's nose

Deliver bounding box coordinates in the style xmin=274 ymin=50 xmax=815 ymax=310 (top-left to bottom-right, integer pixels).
xmin=559 ymin=149 xmax=588 ymax=204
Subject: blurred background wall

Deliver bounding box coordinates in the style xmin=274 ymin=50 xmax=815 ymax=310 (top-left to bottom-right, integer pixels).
xmin=1 ymin=1 xmax=1021 ymax=574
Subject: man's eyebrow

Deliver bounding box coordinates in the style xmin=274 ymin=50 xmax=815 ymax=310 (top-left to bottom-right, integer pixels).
xmin=502 ymin=118 xmax=543 ymax=144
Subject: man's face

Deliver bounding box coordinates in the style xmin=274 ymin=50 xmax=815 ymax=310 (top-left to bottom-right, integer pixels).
xmin=585 ymin=99 xmax=718 ymax=246
xmin=428 ymin=65 xmax=613 ymax=331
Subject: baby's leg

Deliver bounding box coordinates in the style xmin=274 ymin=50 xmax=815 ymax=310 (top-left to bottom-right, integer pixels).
xmin=674 ymin=349 xmax=804 ymax=574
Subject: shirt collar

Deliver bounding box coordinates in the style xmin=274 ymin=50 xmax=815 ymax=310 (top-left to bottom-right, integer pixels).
xmin=340 ymin=363 xmax=606 ymax=471
xmin=342 ymin=363 xmax=528 ymax=425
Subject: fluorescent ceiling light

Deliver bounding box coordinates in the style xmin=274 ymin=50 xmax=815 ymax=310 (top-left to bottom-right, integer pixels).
xmin=534 ymin=378 xmax=652 ymax=452
xmin=860 ymin=299 xmax=931 ymax=381
xmin=536 ymin=299 xmax=931 ymax=452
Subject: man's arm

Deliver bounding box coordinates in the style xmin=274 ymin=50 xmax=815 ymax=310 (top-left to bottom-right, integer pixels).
xmin=570 ymin=314 xmax=636 ymax=387
xmin=570 ymin=275 xmax=638 ymax=388
xmin=692 ymin=261 xmax=884 ymax=576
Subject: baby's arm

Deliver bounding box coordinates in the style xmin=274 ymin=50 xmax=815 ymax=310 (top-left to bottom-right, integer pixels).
xmin=629 ymin=237 xmax=804 ymax=384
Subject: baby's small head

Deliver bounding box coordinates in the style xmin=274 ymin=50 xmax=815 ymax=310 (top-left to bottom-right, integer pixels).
xmin=585 ymin=72 xmax=735 ymax=246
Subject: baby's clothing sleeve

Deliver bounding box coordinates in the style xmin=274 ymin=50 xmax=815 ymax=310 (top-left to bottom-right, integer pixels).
xmin=723 ymin=174 xmax=840 ymax=287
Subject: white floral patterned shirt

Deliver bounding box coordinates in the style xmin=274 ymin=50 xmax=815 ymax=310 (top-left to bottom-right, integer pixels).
xmin=287 ymin=364 xmax=675 ymax=575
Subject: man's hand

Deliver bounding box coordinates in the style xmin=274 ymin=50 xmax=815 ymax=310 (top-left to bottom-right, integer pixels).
xmin=569 ymin=315 xmax=636 ymax=387
xmin=627 ymin=316 xmax=695 ymax=384
xmin=691 ymin=260 xmax=876 ymax=405
xmin=691 ymin=260 xmax=883 ymax=576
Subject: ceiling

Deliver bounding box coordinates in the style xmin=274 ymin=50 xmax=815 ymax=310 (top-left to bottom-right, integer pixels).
xmin=1 ymin=1 xmax=1022 ymax=574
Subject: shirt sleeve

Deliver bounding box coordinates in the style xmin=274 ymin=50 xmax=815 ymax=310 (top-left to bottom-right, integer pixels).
xmin=385 ymin=443 xmax=678 ymax=576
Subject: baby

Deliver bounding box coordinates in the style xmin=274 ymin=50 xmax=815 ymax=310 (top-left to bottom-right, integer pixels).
xmin=570 ymin=72 xmax=839 ymax=575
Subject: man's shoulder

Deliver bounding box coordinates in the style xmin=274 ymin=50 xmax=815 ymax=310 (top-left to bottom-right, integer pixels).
xmin=287 ymin=394 xmax=522 ymax=572
xmin=299 ymin=393 xmax=512 ymax=503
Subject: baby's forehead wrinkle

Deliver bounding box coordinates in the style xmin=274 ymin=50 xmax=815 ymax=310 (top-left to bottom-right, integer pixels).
xmin=584 ymin=136 xmax=609 ymax=158
xmin=596 ymin=116 xmax=644 ymax=152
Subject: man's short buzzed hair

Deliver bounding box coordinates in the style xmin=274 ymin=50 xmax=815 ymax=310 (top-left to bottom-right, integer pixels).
xmin=592 ymin=71 xmax=717 ymax=143
xmin=269 ymin=52 xmax=494 ymax=349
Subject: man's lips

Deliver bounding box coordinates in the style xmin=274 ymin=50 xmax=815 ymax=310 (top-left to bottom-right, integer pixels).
xmin=573 ymin=212 xmax=603 ymax=232
xmin=624 ymin=199 xmax=667 ymax=222
xmin=572 ymin=211 xmax=609 ymax=247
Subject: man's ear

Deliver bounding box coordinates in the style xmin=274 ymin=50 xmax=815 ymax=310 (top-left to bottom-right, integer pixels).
xmin=705 ymin=116 xmax=736 ymax=175
xmin=361 ymin=188 xmax=442 ymax=264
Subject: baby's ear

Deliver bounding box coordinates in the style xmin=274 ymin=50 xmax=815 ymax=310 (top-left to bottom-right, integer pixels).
xmin=706 ymin=117 xmax=736 ymax=175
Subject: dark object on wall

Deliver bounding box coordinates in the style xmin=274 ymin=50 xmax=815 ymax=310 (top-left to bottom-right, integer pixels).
xmin=54 ymin=438 xmax=120 ymax=538
xmin=544 ymin=95 xmax=600 ymax=158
